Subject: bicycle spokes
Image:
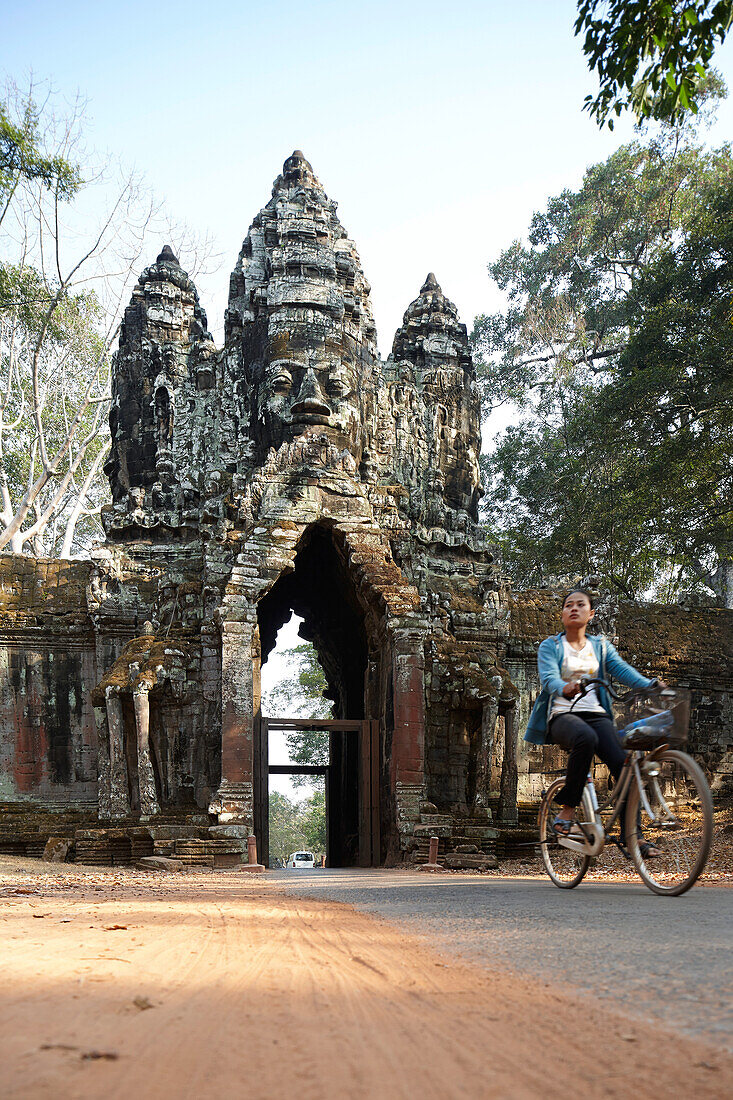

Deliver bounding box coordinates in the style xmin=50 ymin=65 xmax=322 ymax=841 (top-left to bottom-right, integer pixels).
xmin=538 ymin=781 xmax=591 ymax=888
xmin=626 ymin=750 xmax=712 ymax=896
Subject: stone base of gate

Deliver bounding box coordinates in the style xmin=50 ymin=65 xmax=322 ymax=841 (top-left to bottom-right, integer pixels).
xmin=395 ymin=782 xmax=427 ymax=855
xmin=208 ymin=822 xmax=251 ymax=857
xmin=208 ymin=781 xmax=253 ymax=828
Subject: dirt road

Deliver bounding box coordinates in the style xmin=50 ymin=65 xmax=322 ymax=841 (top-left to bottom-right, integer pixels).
xmin=279 ymin=867 xmax=733 ymax=1047
xmin=1 ymin=858 xmax=731 ymax=1099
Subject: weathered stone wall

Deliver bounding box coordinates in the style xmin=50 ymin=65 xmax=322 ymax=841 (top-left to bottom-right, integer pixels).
xmin=2 ymin=153 xmax=729 ymax=867
xmin=617 ymin=603 xmax=733 ymax=792
xmin=0 ymin=556 xmax=98 ymax=805
xmin=508 ymin=589 xmax=733 ymax=798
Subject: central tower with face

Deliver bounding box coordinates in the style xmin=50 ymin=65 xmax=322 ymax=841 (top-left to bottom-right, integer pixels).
xmin=225 ymin=151 xmax=379 ymax=472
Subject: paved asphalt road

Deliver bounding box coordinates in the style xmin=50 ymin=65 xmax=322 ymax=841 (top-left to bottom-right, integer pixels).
xmin=275 ymin=869 xmax=733 ymax=1049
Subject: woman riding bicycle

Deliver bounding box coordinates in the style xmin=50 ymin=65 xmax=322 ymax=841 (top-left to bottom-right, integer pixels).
xmin=525 ymin=588 xmax=662 ymax=859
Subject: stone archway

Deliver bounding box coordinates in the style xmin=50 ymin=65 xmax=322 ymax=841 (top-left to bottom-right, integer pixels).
xmin=256 ymin=523 xmax=372 ymax=866
xmin=209 ymin=517 xmax=428 ymax=865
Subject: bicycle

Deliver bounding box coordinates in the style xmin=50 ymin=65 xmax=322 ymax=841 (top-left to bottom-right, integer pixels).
xmin=538 ymin=679 xmax=713 ymax=896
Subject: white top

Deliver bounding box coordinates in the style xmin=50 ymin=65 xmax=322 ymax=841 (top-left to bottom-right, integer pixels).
xmin=549 ymin=638 xmax=605 ymax=718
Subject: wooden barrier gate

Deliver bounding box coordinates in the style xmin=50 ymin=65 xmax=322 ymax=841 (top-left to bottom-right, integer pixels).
xmin=253 ymin=717 xmax=380 ymax=868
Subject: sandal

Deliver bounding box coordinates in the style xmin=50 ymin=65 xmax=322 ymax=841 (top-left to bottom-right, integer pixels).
xmin=639 ymin=841 xmax=662 ymax=859
xmin=553 ymin=815 xmax=585 ymax=839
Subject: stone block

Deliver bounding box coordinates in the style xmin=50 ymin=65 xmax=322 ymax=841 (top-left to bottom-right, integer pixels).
xmin=137 ymin=855 xmax=185 ymax=872
xmin=42 ymin=837 xmax=71 ymax=862
xmin=444 ymin=853 xmax=498 ymax=871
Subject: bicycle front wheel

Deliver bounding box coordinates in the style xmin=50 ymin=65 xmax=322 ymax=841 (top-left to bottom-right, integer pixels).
xmin=625 ymin=749 xmax=713 ymax=896
xmin=538 ymin=779 xmax=590 ymax=888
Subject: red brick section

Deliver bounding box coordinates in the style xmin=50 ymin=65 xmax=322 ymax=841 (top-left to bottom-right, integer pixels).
xmin=392 ymin=650 xmax=425 ymax=786
xmin=13 ymin=711 xmax=48 ymax=792
xmin=221 ymin=702 xmax=252 ymax=782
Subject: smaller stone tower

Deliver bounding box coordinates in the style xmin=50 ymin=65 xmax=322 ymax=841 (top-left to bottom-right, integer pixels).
xmin=103 ymin=246 xmax=214 ymax=538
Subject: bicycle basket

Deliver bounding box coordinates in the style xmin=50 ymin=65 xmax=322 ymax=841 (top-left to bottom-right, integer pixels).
xmin=616 ymin=687 xmax=690 ymax=750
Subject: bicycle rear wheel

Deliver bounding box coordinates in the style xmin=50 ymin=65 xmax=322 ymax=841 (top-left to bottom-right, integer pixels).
xmin=625 ymin=749 xmax=713 ymax=896
xmin=538 ymin=779 xmax=591 ymax=888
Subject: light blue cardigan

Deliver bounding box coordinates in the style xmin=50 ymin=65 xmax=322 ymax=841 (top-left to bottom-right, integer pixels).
xmin=524 ymin=632 xmax=654 ymax=745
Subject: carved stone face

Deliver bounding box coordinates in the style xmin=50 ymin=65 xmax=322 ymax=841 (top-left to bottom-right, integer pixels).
xmin=253 ymin=333 xmax=364 ymax=461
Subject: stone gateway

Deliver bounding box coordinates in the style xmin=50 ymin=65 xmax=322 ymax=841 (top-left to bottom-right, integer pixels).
xmin=0 ymin=153 xmax=731 ymax=867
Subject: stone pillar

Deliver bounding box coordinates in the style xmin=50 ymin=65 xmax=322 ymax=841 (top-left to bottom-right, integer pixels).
xmin=474 ymin=694 xmax=499 ymax=811
xmin=209 ymin=615 xmax=256 ymax=827
xmin=94 ymin=705 xmax=112 ymax=820
xmin=104 ymin=686 xmax=130 ymax=819
xmin=390 ymin=624 xmax=428 ymax=859
xmin=391 ymin=626 xmax=426 ymax=787
xmin=133 ymin=687 xmax=160 ymax=817
xmin=497 ymin=703 xmax=519 ymax=825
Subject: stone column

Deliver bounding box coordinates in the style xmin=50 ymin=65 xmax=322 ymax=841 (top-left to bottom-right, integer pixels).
xmin=94 ymin=705 xmax=112 ymax=820
xmin=497 ymin=703 xmax=519 ymax=825
xmin=133 ymin=686 xmax=160 ymax=817
xmin=104 ymin=686 xmax=130 ymax=819
xmin=209 ymin=615 xmax=256 ymax=828
xmin=390 ymin=623 xmax=428 ymax=858
xmin=474 ymin=693 xmax=499 ymax=811
xmin=391 ymin=625 xmax=426 ymax=787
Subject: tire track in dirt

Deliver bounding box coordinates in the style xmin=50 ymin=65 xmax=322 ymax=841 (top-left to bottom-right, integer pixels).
xmin=1 ymin=868 xmax=731 ymax=1099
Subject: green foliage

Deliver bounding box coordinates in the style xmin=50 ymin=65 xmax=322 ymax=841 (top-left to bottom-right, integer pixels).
xmin=268 ymin=789 xmax=326 ymax=863
xmin=576 ymin=1 xmax=733 ymax=127
xmin=0 ymin=81 xmax=118 ymax=556
xmin=264 ymin=642 xmax=331 ymax=718
xmin=268 ymin=791 xmax=306 ymax=864
xmin=473 ymin=128 xmax=731 ymax=412
xmin=263 ymin=641 xmax=331 ymax=788
xmin=300 ymin=790 xmax=327 ymax=853
xmin=0 ymin=262 xmax=110 ymax=553
xmin=0 ymin=94 xmax=81 ymax=205
xmin=474 ymin=122 xmax=733 ymax=604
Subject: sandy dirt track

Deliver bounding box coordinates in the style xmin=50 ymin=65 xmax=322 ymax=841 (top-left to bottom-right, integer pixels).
xmin=1 ymin=859 xmax=731 ymax=1100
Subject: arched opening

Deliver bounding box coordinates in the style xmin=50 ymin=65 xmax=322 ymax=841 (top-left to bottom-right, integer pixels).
xmin=262 ymin=616 xmax=330 ymax=870
xmin=256 ymin=522 xmax=380 ymax=867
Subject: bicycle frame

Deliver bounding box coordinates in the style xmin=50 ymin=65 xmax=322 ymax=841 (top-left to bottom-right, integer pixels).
xmin=554 ymin=675 xmax=680 ymax=856
xmin=555 ymin=753 xmax=638 ymax=857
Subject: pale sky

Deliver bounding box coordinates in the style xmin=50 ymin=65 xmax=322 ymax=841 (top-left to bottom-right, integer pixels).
xmin=6 ymin=1 xmax=733 ymax=788
xmin=6 ymin=0 xmax=733 ymax=362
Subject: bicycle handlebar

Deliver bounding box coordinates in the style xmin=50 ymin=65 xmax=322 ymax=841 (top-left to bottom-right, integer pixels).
xmin=575 ymin=676 xmax=660 ymax=703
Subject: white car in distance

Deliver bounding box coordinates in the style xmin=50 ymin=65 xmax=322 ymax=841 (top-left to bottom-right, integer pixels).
xmin=287 ymin=851 xmax=316 ymax=869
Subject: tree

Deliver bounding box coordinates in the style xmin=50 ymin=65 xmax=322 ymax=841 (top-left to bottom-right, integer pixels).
xmin=263 ymin=641 xmax=331 ymax=788
xmin=483 ymin=391 xmax=666 ymax=597
xmin=473 ymin=125 xmax=730 ymax=412
xmin=268 ymin=791 xmax=306 ymax=864
xmin=0 ymin=90 xmax=80 ymax=205
xmin=300 ymin=790 xmax=327 ymax=854
xmin=473 ymin=116 xmax=733 ymax=605
xmin=602 ymin=169 xmax=733 ymax=601
xmin=1 ymin=263 xmax=112 ymax=555
xmin=0 ymin=80 xmax=218 ymax=557
xmin=267 ymin=790 xmax=326 ymax=862
xmin=576 ymin=1 xmax=733 ymax=127
xmin=0 ymin=79 xmax=157 ymax=556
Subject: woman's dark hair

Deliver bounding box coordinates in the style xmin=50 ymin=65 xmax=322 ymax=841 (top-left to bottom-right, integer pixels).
xmin=562 ymin=588 xmax=595 ymax=609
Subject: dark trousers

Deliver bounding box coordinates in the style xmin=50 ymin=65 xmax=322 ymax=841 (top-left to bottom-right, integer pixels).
xmin=548 ymin=711 xmax=626 ymax=808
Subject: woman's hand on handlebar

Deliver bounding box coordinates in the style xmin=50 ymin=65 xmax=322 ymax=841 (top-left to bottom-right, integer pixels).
xmin=562 ymin=680 xmax=583 ymax=698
